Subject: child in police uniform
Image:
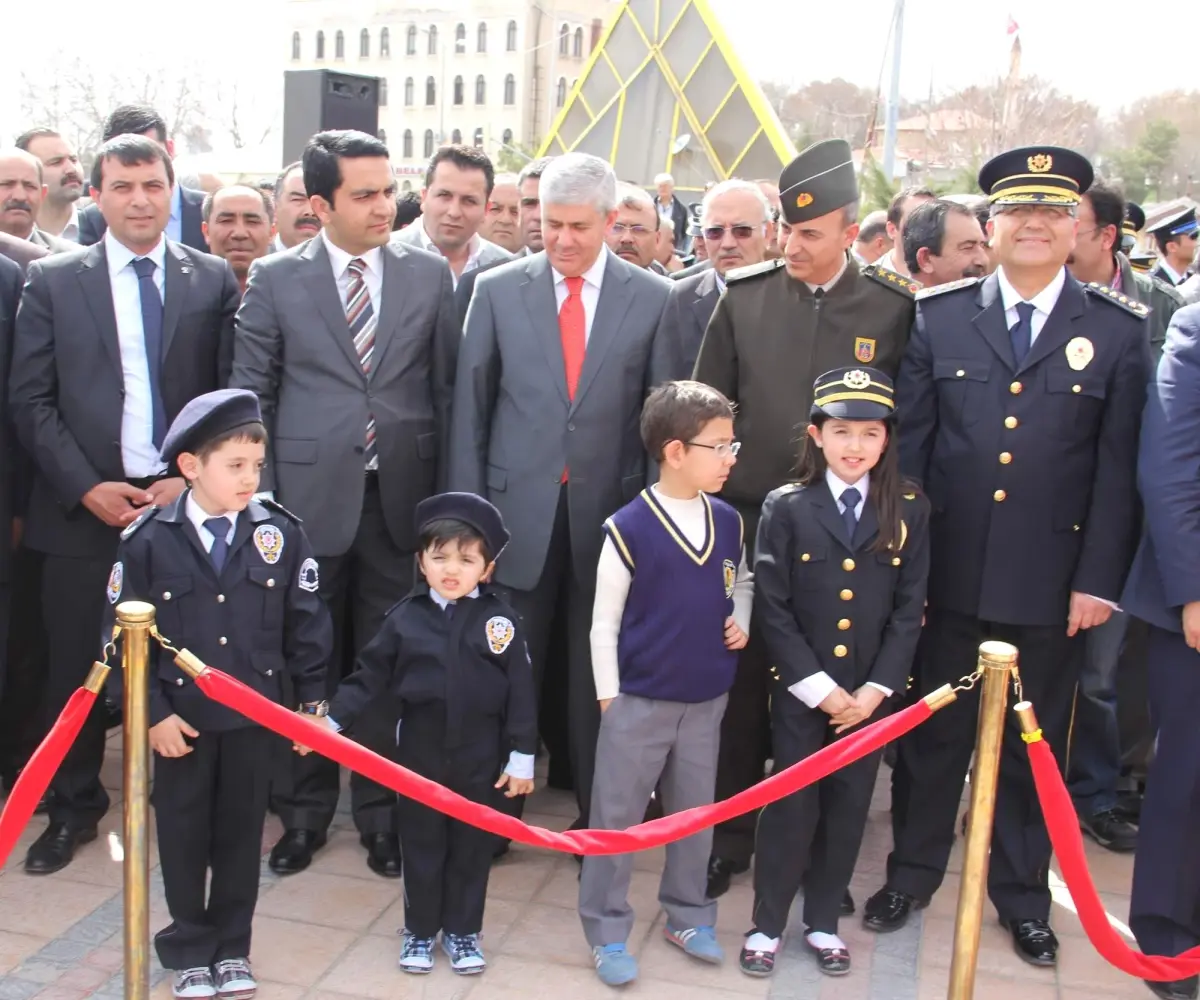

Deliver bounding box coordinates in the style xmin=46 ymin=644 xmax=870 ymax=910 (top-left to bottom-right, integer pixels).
xmin=739 ymin=367 xmax=929 ymax=978
xmin=106 ymin=389 xmax=333 ymax=1000
xmin=311 ymin=492 xmax=537 ymax=976
xmin=580 ymin=381 xmax=753 ymax=987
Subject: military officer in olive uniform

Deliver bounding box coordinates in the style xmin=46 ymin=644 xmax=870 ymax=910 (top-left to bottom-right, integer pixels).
xmin=863 ymin=147 xmax=1149 ymax=969
xmin=692 ymin=138 xmax=916 ymax=899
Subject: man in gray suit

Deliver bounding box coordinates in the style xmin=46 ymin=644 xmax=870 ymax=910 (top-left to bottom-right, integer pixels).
xmin=232 ymin=130 xmax=459 ymax=878
xmin=391 ymin=144 xmax=511 ymax=288
xmin=450 ymin=152 xmax=670 ymax=826
xmin=651 ymin=180 xmax=772 ymax=381
xmin=0 ymin=149 xmax=77 ymax=254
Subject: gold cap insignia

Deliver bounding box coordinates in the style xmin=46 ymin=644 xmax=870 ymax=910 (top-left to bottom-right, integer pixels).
xmin=844 ymin=370 xmax=871 ymax=389
xmin=795 ymin=192 xmax=814 ymax=208
xmin=1028 ymin=153 xmax=1053 ymax=173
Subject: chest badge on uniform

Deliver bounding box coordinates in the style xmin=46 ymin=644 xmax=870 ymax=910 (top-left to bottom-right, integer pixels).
xmin=298 ymin=557 xmax=319 ymax=593
xmin=723 ymin=559 xmax=736 ymax=598
xmin=253 ymin=524 xmax=284 ymax=565
xmin=107 ymin=562 xmax=123 ymax=604
xmin=854 ymin=339 xmax=876 ymax=363
xmin=1065 ymin=336 xmax=1094 ymax=371
xmin=485 ymin=616 xmax=515 ymax=654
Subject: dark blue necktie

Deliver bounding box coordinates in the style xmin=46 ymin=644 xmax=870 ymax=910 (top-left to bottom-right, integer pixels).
xmin=131 ymin=257 xmax=167 ymax=449
xmin=204 ymin=517 xmax=231 ymax=572
xmin=840 ymin=487 xmax=861 ymax=543
xmin=1010 ymin=301 xmax=1036 ymax=367
xmin=444 ymin=601 xmax=456 ymax=620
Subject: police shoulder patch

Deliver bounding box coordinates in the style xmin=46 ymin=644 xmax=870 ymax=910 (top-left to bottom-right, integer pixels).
xmin=915 ymin=275 xmax=982 ymax=300
xmin=257 ymin=497 xmax=303 ymax=523
xmin=1083 ymin=281 xmax=1149 ymax=319
xmin=120 ymin=505 xmax=160 ymax=540
xmin=862 ymin=263 xmax=919 ymax=297
xmin=298 ymin=557 xmax=320 ymax=593
xmin=107 ymin=562 xmax=123 ymax=604
xmin=725 ymin=258 xmax=785 ymax=284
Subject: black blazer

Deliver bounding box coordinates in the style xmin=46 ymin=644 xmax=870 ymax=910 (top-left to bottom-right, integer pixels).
xmin=78 ymin=187 xmax=209 ymax=253
xmin=651 ymin=194 xmax=689 ymax=247
xmin=0 ymin=255 xmax=21 ymax=583
xmin=8 ymin=240 xmax=238 ymax=557
xmin=650 ymin=265 xmax=722 ymax=382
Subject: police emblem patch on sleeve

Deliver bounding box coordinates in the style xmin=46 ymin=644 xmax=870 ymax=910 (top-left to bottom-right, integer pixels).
xmin=253 ymin=524 xmax=284 ymax=565
xmin=723 ymin=559 xmax=736 ymax=599
xmin=107 ymin=562 xmax=123 ymax=604
xmin=485 ymin=616 xmax=515 ymax=654
xmin=298 ymin=557 xmax=320 ymax=593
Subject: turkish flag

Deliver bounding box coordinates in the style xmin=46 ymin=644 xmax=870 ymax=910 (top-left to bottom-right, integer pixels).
xmin=1007 ymin=15 xmax=1020 ymax=34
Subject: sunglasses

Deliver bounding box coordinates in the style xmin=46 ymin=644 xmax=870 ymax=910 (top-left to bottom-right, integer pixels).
xmin=703 ymin=225 xmax=759 ymax=241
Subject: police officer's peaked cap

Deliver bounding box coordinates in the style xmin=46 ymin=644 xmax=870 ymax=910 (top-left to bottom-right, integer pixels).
xmin=1149 ymin=205 xmax=1198 ymax=241
xmin=161 ymin=389 xmax=263 ymax=465
xmin=978 ymin=146 xmax=1093 ymax=208
xmin=416 ymin=492 xmax=510 ymax=559
xmin=1124 ymin=202 xmax=1145 ymax=238
xmin=779 ymin=139 xmax=859 ymax=225
xmin=812 ymin=367 xmax=896 ymax=422
xmin=687 ymin=203 xmax=703 ymax=237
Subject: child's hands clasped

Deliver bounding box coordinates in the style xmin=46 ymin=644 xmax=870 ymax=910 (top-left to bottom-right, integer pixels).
xmin=819 ymin=685 xmax=887 ymax=734
xmin=495 ymin=771 xmax=535 ymax=798
xmin=150 ymin=714 xmax=198 ymax=757
xmin=723 ymin=616 xmax=749 ymax=650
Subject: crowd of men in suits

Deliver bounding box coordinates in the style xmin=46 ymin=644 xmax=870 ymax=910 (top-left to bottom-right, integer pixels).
xmin=1 ymin=98 xmax=1199 ymax=999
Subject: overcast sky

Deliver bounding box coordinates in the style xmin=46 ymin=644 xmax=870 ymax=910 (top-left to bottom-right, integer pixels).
xmin=0 ymin=0 xmax=1188 ymax=150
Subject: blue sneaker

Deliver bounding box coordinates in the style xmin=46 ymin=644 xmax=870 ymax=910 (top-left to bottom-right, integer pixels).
xmin=592 ymin=944 xmax=639 ymax=986
xmin=397 ymin=930 xmax=435 ymax=974
xmin=442 ymin=932 xmax=487 ymax=975
xmin=664 ymin=924 xmax=725 ymax=964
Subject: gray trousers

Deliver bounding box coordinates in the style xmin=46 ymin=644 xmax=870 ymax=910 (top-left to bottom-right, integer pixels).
xmin=578 ymin=692 xmax=728 ymax=948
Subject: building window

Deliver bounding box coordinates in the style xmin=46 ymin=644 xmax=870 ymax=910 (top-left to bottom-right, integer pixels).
xmin=502 ymin=128 xmax=513 ymax=147
xmin=556 ymin=76 xmax=567 ymax=108
xmin=360 ymin=28 xmax=370 ymax=57
xmin=506 ymin=19 xmax=517 ymax=51
xmin=380 ymin=27 xmax=390 ymax=57
xmin=291 ymin=32 xmax=301 ymax=59
xmin=404 ymin=77 xmax=414 ymax=105
xmin=335 ymin=30 xmax=344 ymax=59
xmin=428 ymin=25 xmax=437 ymax=55
xmin=315 ymin=30 xmax=325 ymax=59
xmin=455 ymin=23 xmax=466 ymax=54
xmin=426 ymin=76 xmax=436 ymax=105
xmin=406 ymin=24 xmax=417 ymax=55
xmin=452 ymin=128 xmax=462 ymax=144
xmin=477 ymin=22 xmax=487 ymax=53
xmin=558 ymin=24 xmax=569 ymax=56
xmin=453 ymin=76 xmax=464 ymax=105
xmin=379 ymin=79 xmax=388 ymax=106
xmin=475 ymin=75 xmax=486 ymax=105
xmin=423 ymin=129 xmax=435 ymax=158
xmin=378 ymin=128 xmax=387 ymax=144
xmin=503 ymin=73 xmax=515 ymax=105
xmin=473 ymin=127 xmax=484 ymax=148
xmin=403 ymin=129 xmax=413 ymax=158
xmin=573 ymin=26 xmax=583 ymax=57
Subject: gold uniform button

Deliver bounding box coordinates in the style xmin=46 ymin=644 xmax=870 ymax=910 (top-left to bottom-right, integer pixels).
xmin=266 ymin=579 xmax=276 ymax=588
xmin=162 ymin=591 xmax=172 ymax=601
xmin=800 ymin=553 xmax=811 ymax=562
xmin=217 ymin=595 xmax=226 ymax=603
xmin=842 ymin=558 xmax=855 ymax=571
xmin=994 ymin=490 xmax=1007 ymax=502
xmin=1010 ymin=381 xmax=1023 ymax=395
xmin=840 ymin=589 xmax=853 ymax=601
xmin=956 ymin=369 xmax=966 ymax=377
xmin=833 ymin=644 xmax=848 ymax=658
xmin=892 ymin=557 xmax=902 ymax=566
xmin=837 ymin=618 xmax=851 ymax=631
xmin=999 ymin=452 xmax=1012 ymax=465
xmin=218 ymin=637 xmax=228 ymax=646
xmin=1004 ymin=416 xmax=1019 ymax=429
xmin=1072 ymin=384 xmax=1081 ymax=393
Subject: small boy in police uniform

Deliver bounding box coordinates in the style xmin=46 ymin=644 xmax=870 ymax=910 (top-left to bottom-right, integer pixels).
xmin=106 ymin=389 xmax=332 ymax=1000
xmin=311 ymin=492 xmax=537 ymax=977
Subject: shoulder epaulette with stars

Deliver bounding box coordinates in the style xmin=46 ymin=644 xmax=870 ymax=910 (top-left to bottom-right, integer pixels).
xmin=725 ymin=258 xmax=785 ymax=284
xmin=915 ymin=276 xmax=983 ymax=300
xmin=258 ymin=497 xmax=304 ymax=523
xmin=1083 ymin=281 xmax=1149 ymax=319
xmin=120 ymin=505 xmax=161 ymax=541
xmin=862 ymin=263 xmax=919 ymax=297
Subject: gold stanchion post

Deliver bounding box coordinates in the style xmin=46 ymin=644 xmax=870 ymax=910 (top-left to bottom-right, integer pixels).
xmin=947 ymin=640 xmax=1018 ymax=1000
xmin=116 ymin=601 xmax=155 ymax=1000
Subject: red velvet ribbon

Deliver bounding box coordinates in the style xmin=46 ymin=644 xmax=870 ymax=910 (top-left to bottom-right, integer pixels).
xmin=195 ymin=666 xmax=931 ymax=854
xmin=0 ymin=687 xmax=99 ymax=869
xmin=1027 ymin=737 xmax=1200 ymax=981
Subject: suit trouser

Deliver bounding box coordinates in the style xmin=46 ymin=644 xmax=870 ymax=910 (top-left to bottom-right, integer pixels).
xmin=1130 ymin=626 xmax=1200 ymax=958
xmin=752 ymin=691 xmax=885 ymax=938
xmin=42 ymin=552 xmax=114 ymax=829
xmin=272 ymin=477 xmax=414 ymax=836
xmin=579 ymin=693 xmax=726 ymax=947
xmin=1116 ymin=617 xmax=1154 ymax=783
xmin=1067 ymin=611 xmax=1128 ymax=817
xmin=886 ymin=608 xmax=1081 ymax=922
xmin=0 ymin=547 xmax=49 ymax=781
xmin=154 ymin=726 xmax=274 ymax=970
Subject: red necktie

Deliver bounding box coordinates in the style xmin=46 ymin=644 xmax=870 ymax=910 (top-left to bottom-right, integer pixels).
xmin=559 ymin=276 xmax=585 ymax=482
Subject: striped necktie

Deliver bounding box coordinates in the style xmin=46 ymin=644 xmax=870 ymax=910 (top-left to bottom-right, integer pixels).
xmin=346 ymin=258 xmax=378 ymax=470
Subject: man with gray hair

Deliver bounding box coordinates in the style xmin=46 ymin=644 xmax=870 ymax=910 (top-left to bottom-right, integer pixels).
xmin=450 ymin=152 xmax=670 ymax=830
xmin=653 ymin=171 xmax=688 ymax=247
xmin=606 ymin=183 xmax=661 ymax=270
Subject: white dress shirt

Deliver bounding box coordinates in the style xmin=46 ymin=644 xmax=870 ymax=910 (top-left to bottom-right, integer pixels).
xmin=60 ymin=206 xmax=81 ymax=243
xmin=995 ymin=264 xmax=1067 ymax=345
xmin=322 ymin=230 xmax=384 ymax=316
xmin=788 ymin=471 xmax=895 ymax=709
xmin=105 ymin=230 xmax=168 ymax=478
xmin=185 ymin=492 xmax=236 ymax=551
xmin=411 ymin=220 xmax=485 ymax=288
xmin=551 ymin=251 xmax=607 ymax=342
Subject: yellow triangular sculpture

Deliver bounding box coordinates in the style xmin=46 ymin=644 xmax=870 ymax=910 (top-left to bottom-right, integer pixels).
xmin=538 ymin=0 xmax=796 ymax=190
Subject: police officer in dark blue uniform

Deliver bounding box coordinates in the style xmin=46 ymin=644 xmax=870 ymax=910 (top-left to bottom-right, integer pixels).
xmin=1149 ymin=206 xmax=1198 ymax=288
xmin=107 ymin=388 xmax=332 ymax=998
xmin=862 ymin=146 xmax=1149 ymax=968
xmin=1123 ymin=302 xmax=1200 ymax=1000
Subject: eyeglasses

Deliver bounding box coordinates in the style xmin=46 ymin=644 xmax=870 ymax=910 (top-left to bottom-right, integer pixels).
xmin=610 ymin=223 xmax=653 ymax=237
xmin=703 ymin=225 xmax=759 ymax=241
xmin=687 ymin=440 xmax=741 ymax=458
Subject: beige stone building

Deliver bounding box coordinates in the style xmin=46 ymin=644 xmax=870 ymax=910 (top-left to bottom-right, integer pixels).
xmin=285 ymin=0 xmax=615 ymax=186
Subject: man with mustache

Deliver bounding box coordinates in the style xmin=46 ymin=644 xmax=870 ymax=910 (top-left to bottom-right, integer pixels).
xmin=903 ymin=199 xmax=990 ymax=290
xmin=201 ymin=186 xmax=276 ymax=294
xmin=15 ymin=129 xmax=84 ymax=243
xmin=604 ymin=185 xmax=661 ymax=271
xmin=272 ymin=161 xmax=321 ymax=251
xmin=0 ymin=149 xmax=76 ymax=253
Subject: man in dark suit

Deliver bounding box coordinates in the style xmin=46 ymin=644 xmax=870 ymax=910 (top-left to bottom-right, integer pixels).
xmin=9 ymin=134 xmax=238 ymax=874
xmin=1122 ymin=302 xmax=1200 ymax=1000
xmin=652 ymin=173 xmax=689 ymax=248
xmin=0 ymin=231 xmax=48 ymax=274
xmin=0 ymin=149 xmax=77 ymax=254
xmin=232 ymin=130 xmax=459 ymax=878
xmin=449 ymin=152 xmax=670 ymax=827
xmin=0 ymin=254 xmax=19 ymax=668
xmin=864 ymin=147 xmax=1148 ymax=968
xmin=77 ymin=105 xmax=209 ymax=253
xmin=651 ymin=180 xmax=771 ymax=381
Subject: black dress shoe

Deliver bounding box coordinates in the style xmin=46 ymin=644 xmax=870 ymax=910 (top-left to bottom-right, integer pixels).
xmin=268 ymin=829 xmax=326 ymax=875
xmin=862 ymin=888 xmax=926 ymax=932
xmin=1080 ymin=808 xmax=1138 ymax=852
xmin=1000 ymin=917 xmax=1058 ymax=967
xmin=24 ymin=822 xmax=97 ymax=875
xmin=841 ymin=890 xmax=856 ymax=916
xmin=706 ymin=855 xmax=749 ymax=899
xmin=362 ymin=832 xmax=403 ymax=878
xmin=1145 ymin=976 xmax=1199 ymax=1000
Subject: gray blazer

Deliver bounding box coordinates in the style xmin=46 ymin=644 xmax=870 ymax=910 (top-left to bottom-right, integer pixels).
xmin=28 ymin=228 xmax=77 ymax=255
xmin=230 ymin=238 xmax=460 ymax=556
xmin=650 ymin=266 xmax=722 ymax=382
xmin=390 ymin=223 xmax=513 ymax=275
xmin=449 ymin=248 xmax=670 ymax=591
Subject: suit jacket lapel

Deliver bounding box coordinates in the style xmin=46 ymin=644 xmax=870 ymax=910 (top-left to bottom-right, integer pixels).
xmin=853 ymin=494 xmax=879 ymax=549
xmin=161 ymin=242 xmax=193 ymax=361
xmin=572 ymin=250 xmax=633 ymax=412
xmin=691 ymin=268 xmax=720 ymax=328
xmin=971 ymin=273 xmax=1017 ymax=371
xmin=371 ymin=244 xmax=413 ymax=378
xmin=812 ymin=480 xmax=854 ymax=550
xmin=299 ymin=238 xmax=365 ymax=379
xmin=520 ymin=253 xmax=569 ymax=406
xmin=1018 ymin=272 xmax=1085 ymax=373
xmin=75 ymin=244 xmax=123 ymax=382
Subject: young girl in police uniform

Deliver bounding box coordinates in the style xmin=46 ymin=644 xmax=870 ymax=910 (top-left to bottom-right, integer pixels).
xmin=739 ymin=367 xmax=930 ymax=978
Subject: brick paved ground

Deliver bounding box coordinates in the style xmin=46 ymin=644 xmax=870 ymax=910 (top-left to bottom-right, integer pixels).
xmin=0 ymin=731 xmax=1152 ymax=999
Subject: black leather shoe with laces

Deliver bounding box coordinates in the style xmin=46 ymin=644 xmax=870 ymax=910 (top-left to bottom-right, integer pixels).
xmin=1080 ymin=808 xmax=1138 ymax=852
xmin=1000 ymin=917 xmax=1058 ymax=967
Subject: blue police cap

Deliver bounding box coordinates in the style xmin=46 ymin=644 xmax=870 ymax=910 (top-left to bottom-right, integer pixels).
xmin=161 ymin=389 xmax=263 ymax=465
xmin=415 ymin=492 xmax=510 ymax=560
xmin=978 ymin=146 xmax=1093 ymax=209
xmin=811 ymin=366 xmax=896 ymax=421
xmin=1150 ymin=205 xmax=1198 ymax=241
